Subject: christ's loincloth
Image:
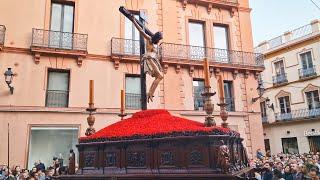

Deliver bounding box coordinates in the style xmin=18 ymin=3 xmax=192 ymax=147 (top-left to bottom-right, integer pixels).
xmin=141 ymin=52 xmax=162 ymax=77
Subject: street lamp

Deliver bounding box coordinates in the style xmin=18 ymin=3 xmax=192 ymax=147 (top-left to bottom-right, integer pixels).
xmin=265 ymin=97 xmax=275 ymax=111
xmin=252 ymin=81 xmax=265 ymax=102
xmin=4 ymin=68 xmax=14 ymax=94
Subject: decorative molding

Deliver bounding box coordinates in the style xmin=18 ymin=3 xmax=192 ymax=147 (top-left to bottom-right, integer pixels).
xmin=113 ymin=58 xmax=120 ymax=70
xmin=84 ymin=152 xmax=95 ymax=167
xmin=189 ymin=66 xmax=194 ymax=76
xmin=190 ymin=150 xmax=202 ymax=165
xmin=160 ymin=151 xmax=174 ymax=166
xmin=175 ymin=65 xmax=181 ymax=74
xmin=209 ymin=67 xmax=214 ymax=77
xmin=244 ymin=71 xmax=249 ymax=79
xmin=77 ymin=56 xmax=84 ymax=67
xmin=207 ymin=3 xmax=212 ymax=13
xmin=254 ymin=72 xmax=260 ymax=80
xmin=230 ymin=7 xmax=237 ymax=17
xmin=182 ymin=0 xmax=187 ymax=10
xmin=302 ymin=84 xmax=320 ymax=93
xmin=34 ymin=53 xmax=41 ymax=64
xmin=232 ymin=70 xmax=238 ymax=80
xmin=214 ymin=68 xmax=221 ymax=77
xmin=163 ymin=64 xmax=169 ymax=74
xmin=275 ymin=90 xmax=290 ymax=99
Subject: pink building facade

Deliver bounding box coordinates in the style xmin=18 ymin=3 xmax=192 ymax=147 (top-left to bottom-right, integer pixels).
xmin=0 ymin=0 xmax=264 ymax=168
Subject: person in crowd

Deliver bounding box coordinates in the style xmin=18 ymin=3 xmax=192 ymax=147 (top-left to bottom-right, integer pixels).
xmin=309 ymin=168 xmax=319 ymax=180
xmin=283 ymin=165 xmax=293 ymax=180
xmin=35 ymin=161 xmax=45 ymax=172
xmin=261 ymin=162 xmax=273 ymax=180
xmin=257 ymin=148 xmax=265 ymax=161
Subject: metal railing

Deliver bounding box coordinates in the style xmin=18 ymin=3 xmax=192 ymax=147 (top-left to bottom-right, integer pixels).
xmin=272 ymin=73 xmax=288 ymax=85
xmin=0 ymin=25 xmax=6 ymax=45
xmin=31 ymin=28 xmax=88 ymax=51
xmin=255 ymin=23 xmax=314 ymax=53
xmin=275 ymin=107 xmax=320 ymax=121
xmin=110 ymin=38 xmax=264 ymax=68
xmin=160 ymin=43 xmax=264 ymax=67
xmin=126 ymin=93 xmax=141 ymax=109
xmin=46 ymin=90 xmax=69 ymax=107
xmin=299 ymin=66 xmax=317 ymax=79
xmin=111 ymin=38 xmax=140 ymax=56
xmin=194 ymin=94 xmax=204 ymax=111
xmin=224 ymin=97 xmax=235 ymax=112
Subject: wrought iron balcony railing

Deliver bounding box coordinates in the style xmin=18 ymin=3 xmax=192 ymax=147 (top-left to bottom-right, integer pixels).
xmin=0 ymin=25 xmax=6 ymax=46
xmin=46 ymin=90 xmax=69 ymax=107
xmin=126 ymin=93 xmax=141 ymax=109
xmin=275 ymin=107 xmax=320 ymax=121
xmin=111 ymin=38 xmax=140 ymax=56
xmin=111 ymin=38 xmax=264 ymax=68
xmin=160 ymin=43 xmax=264 ymax=67
xmin=194 ymin=94 xmax=204 ymax=111
xmin=272 ymin=73 xmax=288 ymax=85
xmin=224 ymin=97 xmax=235 ymax=112
xmin=31 ymin=28 xmax=88 ymax=51
xmin=299 ymin=66 xmax=317 ymax=79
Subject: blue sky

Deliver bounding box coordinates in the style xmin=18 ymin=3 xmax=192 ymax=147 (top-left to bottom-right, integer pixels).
xmin=250 ymin=0 xmax=320 ymax=46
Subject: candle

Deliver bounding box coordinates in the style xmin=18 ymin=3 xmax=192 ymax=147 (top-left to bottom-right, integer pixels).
xmin=89 ymin=80 xmax=94 ymax=104
xmin=203 ymin=58 xmax=210 ymax=87
xmin=218 ymin=75 xmax=224 ymax=102
xmin=120 ymin=89 xmax=125 ymax=113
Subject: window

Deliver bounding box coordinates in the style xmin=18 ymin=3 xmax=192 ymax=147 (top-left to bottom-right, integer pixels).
xmin=50 ymin=2 xmax=74 ymax=49
xmin=124 ymin=14 xmax=140 ymax=55
xmin=308 ymin=136 xmax=320 ymax=153
xmin=282 ymin=137 xmax=299 ymax=154
xmin=278 ymin=96 xmax=291 ymax=114
xmin=274 ymin=60 xmax=285 ymax=75
xmin=46 ymin=69 xmax=70 ymax=107
xmin=264 ymin=139 xmax=271 ymax=154
xmin=260 ymin=102 xmax=267 ymax=117
xmin=193 ymin=79 xmax=204 ymax=110
xmin=300 ymin=51 xmax=313 ymax=69
xmin=27 ymin=127 xmax=78 ymax=169
xmin=306 ymin=90 xmax=320 ymax=110
xmin=213 ymin=25 xmax=230 ymax=63
xmin=188 ymin=22 xmax=205 ymax=60
xmin=125 ymin=75 xmax=141 ymax=109
xmin=224 ymin=81 xmax=235 ymax=111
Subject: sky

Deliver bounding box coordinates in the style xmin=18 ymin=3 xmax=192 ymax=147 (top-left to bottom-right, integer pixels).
xmin=250 ymin=0 xmax=320 ymax=46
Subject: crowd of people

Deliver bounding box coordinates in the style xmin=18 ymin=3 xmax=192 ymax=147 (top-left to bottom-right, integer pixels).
xmin=250 ymin=149 xmax=320 ymax=180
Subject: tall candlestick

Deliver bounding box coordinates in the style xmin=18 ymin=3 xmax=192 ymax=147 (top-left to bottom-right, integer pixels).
xmin=218 ymin=75 xmax=224 ymax=102
xmin=89 ymin=80 xmax=94 ymax=104
xmin=204 ymin=58 xmax=210 ymax=87
xmin=120 ymin=89 xmax=125 ymax=112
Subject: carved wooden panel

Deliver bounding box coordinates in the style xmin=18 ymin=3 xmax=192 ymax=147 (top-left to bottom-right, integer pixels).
xmin=160 ymin=151 xmax=175 ymax=166
xmin=105 ymin=152 xmax=117 ymax=167
xmin=127 ymin=151 xmax=146 ymax=167
xmin=84 ymin=152 xmax=95 ymax=167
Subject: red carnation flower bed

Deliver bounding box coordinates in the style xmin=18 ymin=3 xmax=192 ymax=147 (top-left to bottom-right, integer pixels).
xmin=80 ymin=109 xmax=239 ymax=143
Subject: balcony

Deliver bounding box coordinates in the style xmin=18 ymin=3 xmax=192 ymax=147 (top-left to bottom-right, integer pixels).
xmin=0 ymin=25 xmax=5 ymax=49
xmin=272 ymin=73 xmax=288 ymax=86
xmin=31 ymin=29 xmax=88 ymax=65
xmin=275 ymin=107 xmax=320 ymax=122
xmin=125 ymin=93 xmax=141 ymax=109
xmin=111 ymin=38 xmax=264 ymax=71
xmin=299 ymin=66 xmax=317 ymax=79
xmin=46 ymin=90 xmax=69 ymax=107
xmin=224 ymin=97 xmax=235 ymax=112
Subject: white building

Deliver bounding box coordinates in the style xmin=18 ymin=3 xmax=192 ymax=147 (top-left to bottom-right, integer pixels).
xmin=255 ymin=20 xmax=320 ymax=154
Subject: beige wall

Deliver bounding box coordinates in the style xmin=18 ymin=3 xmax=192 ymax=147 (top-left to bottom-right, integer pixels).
xmin=0 ymin=0 xmax=263 ymax=167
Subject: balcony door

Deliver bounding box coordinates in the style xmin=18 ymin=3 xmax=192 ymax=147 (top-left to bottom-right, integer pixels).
xmin=193 ymin=79 xmax=205 ymax=110
xmin=46 ymin=69 xmax=70 ymax=107
xmin=274 ymin=60 xmax=286 ymax=83
xmin=124 ymin=14 xmax=140 ymax=55
xmin=188 ymin=22 xmax=205 ymax=60
xmin=125 ymin=75 xmax=141 ymax=109
xmin=50 ymin=2 xmax=74 ymax=49
xmin=213 ymin=25 xmax=230 ymax=63
xmin=278 ymin=96 xmax=291 ymax=120
xmin=224 ymin=81 xmax=235 ymax=111
xmin=306 ymin=90 xmax=320 ymax=117
xmin=300 ymin=51 xmax=314 ymax=77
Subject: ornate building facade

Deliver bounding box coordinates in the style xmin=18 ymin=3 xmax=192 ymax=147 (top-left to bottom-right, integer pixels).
xmin=0 ymin=0 xmax=263 ymax=168
xmin=256 ymin=20 xmax=320 ymax=154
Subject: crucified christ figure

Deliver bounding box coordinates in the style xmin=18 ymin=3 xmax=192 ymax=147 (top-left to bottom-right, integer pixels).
xmin=129 ymin=17 xmax=164 ymax=102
